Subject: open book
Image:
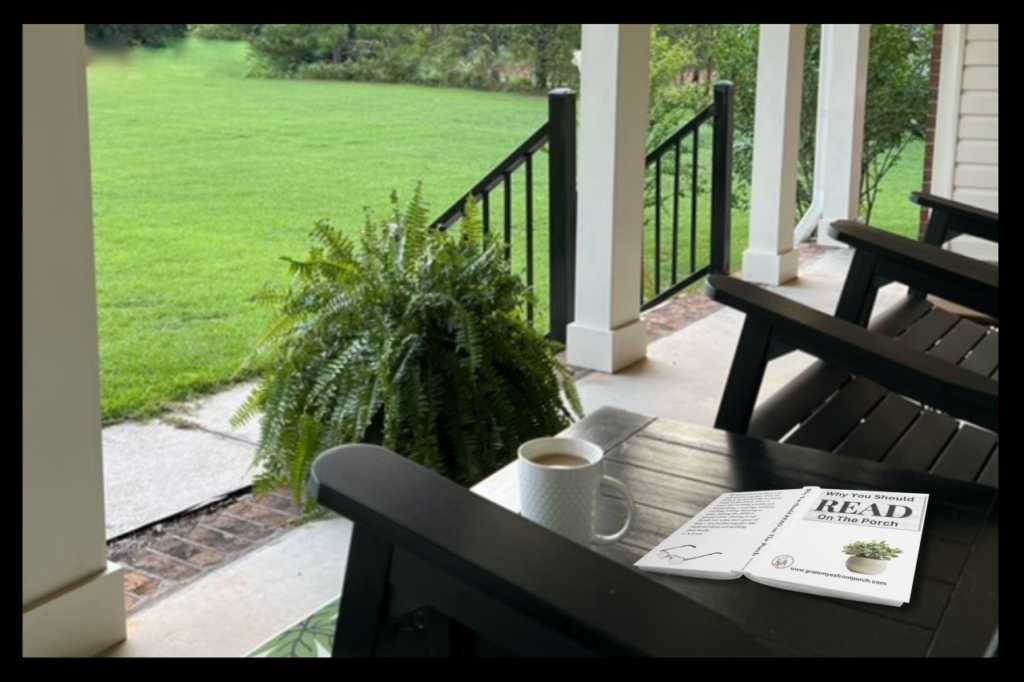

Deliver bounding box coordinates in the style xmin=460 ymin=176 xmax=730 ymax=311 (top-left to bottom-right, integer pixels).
xmin=634 ymin=488 xmax=929 ymax=607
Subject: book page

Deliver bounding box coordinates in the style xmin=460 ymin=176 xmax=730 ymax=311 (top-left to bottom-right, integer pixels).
xmin=744 ymin=490 xmax=929 ymax=606
xmin=634 ymin=488 xmax=811 ymax=580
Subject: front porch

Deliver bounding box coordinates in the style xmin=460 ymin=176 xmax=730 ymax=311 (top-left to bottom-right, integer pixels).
xmin=24 ymin=23 xmax=997 ymax=657
xmin=102 ymin=243 xmax=911 ymax=657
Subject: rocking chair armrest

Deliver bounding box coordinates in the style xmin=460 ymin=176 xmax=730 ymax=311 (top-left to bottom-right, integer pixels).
xmin=706 ymin=276 xmax=999 ymax=433
xmin=828 ymin=221 xmax=999 ymax=320
xmin=911 ymin=192 xmax=1000 ymax=244
xmin=309 ymin=444 xmax=767 ymax=657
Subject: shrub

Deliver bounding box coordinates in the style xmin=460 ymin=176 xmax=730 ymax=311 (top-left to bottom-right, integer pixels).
xmin=234 ymin=186 xmax=583 ymax=508
xmin=190 ymin=24 xmax=262 ymax=41
xmin=85 ymin=24 xmax=188 ymax=49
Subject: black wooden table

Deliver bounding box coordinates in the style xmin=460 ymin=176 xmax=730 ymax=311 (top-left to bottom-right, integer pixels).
xmin=471 ymin=407 xmax=999 ymax=657
xmin=313 ymin=407 xmax=999 ymax=657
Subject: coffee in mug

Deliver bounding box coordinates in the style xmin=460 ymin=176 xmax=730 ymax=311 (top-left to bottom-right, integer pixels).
xmin=529 ymin=453 xmax=590 ymax=469
xmin=518 ymin=437 xmax=635 ymax=546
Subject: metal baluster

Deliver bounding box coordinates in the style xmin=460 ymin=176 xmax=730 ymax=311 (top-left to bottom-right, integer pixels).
xmin=503 ymin=172 xmax=513 ymax=262
xmin=655 ymin=157 xmax=662 ymax=297
xmin=691 ymin=128 xmax=700 ymax=274
xmin=672 ymin=141 xmax=681 ymax=286
xmin=483 ymin=193 xmax=491 ymax=237
xmin=526 ymin=154 xmax=535 ymax=326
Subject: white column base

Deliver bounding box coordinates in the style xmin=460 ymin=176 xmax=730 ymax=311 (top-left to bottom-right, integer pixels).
xmin=742 ymin=248 xmax=800 ymax=285
xmin=816 ymin=218 xmax=851 ymax=248
xmin=23 ymin=562 xmax=126 ymax=658
xmin=567 ymin=319 xmax=648 ymax=373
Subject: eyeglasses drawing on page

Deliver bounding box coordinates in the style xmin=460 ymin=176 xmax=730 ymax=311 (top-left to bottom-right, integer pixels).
xmin=657 ymin=545 xmax=723 ymax=564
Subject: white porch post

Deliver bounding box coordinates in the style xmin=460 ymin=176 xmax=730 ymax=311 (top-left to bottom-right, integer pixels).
xmin=816 ymin=24 xmax=871 ymax=246
xmin=567 ymin=24 xmax=652 ymax=373
xmin=743 ymin=24 xmax=807 ymax=285
xmin=23 ymin=24 xmax=126 ymax=656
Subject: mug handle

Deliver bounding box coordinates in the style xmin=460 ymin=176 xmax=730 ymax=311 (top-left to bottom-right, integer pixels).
xmin=593 ymin=476 xmax=635 ymax=546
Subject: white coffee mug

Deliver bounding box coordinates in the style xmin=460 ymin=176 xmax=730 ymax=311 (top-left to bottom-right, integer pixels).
xmin=518 ymin=437 xmax=635 ymax=546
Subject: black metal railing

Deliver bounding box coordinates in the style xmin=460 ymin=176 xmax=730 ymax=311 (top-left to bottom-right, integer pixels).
xmin=641 ymin=81 xmax=734 ymax=311
xmin=433 ymin=82 xmax=734 ymax=343
xmin=431 ymin=90 xmax=577 ymax=344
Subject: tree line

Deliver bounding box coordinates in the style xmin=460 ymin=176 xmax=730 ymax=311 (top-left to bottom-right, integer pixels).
xmin=87 ymin=23 xmax=933 ymax=224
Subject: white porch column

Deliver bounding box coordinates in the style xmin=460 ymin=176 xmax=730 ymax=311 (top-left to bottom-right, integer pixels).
xmin=816 ymin=24 xmax=871 ymax=247
xmin=743 ymin=24 xmax=807 ymax=284
xmin=23 ymin=24 xmax=126 ymax=657
xmin=567 ymin=24 xmax=652 ymax=373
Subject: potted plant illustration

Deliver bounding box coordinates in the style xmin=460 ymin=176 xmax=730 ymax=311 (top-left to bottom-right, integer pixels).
xmin=842 ymin=540 xmax=903 ymax=576
xmin=233 ymin=185 xmax=583 ymax=511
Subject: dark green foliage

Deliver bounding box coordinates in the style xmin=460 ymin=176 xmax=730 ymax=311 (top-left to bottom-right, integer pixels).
xmin=247 ymin=24 xmax=353 ymax=76
xmin=85 ymin=24 xmax=188 ymax=48
xmin=706 ymin=24 xmax=932 ymax=220
xmin=509 ymin=24 xmax=581 ymax=90
xmin=240 ymin=23 xmax=576 ymax=92
xmin=234 ymin=186 xmax=583 ymax=509
xmin=859 ymin=24 xmax=933 ymax=223
xmin=190 ymin=24 xmax=264 ymax=41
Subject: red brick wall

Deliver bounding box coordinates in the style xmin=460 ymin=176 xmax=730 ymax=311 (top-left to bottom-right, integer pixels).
xmin=921 ymin=24 xmax=943 ymax=236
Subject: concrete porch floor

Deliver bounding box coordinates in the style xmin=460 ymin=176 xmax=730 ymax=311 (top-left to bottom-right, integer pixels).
xmin=103 ymin=246 xmax=911 ymax=657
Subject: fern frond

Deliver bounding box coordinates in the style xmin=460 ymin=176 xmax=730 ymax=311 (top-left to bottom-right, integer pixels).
xmin=234 ymin=186 xmax=581 ymax=509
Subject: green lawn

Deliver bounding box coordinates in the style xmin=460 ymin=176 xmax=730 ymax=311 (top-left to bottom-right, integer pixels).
xmin=89 ymin=39 xmax=549 ymax=422
xmin=89 ymin=38 xmax=927 ymax=423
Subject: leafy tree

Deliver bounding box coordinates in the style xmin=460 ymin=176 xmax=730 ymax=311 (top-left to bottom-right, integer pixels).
xmin=705 ymin=24 xmax=931 ymax=224
xmin=248 ymin=24 xmax=360 ymax=75
xmin=858 ymin=24 xmax=932 ymax=223
xmin=511 ymin=24 xmax=581 ymax=89
xmin=190 ymin=24 xmax=263 ymax=41
xmin=648 ymin=26 xmax=703 ymax=148
xmin=84 ymin=24 xmax=188 ymax=48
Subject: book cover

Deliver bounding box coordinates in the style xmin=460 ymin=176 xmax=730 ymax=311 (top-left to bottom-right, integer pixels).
xmin=634 ymin=487 xmax=929 ymax=606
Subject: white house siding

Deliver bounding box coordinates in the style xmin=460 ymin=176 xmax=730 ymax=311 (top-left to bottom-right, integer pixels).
xmin=955 ymin=24 xmax=998 ymax=213
xmin=934 ymin=24 xmax=998 ymax=260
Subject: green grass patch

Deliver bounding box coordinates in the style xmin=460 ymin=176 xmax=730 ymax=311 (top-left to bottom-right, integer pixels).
xmin=89 ymin=39 xmax=548 ymax=422
xmin=89 ymin=38 xmax=927 ymax=422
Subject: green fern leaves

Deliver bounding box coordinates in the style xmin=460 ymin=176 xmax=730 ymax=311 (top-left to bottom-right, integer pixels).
xmin=234 ymin=186 xmax=583 ymax=510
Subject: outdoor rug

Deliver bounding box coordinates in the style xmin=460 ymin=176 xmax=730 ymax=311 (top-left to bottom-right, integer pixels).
xmin=247 ymin=599 xmax=339 ymax=658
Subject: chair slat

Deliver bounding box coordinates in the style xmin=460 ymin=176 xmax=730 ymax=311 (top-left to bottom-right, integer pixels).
xmin=835 ymin=395 xmax=921 ymax=462
xmin=883 ymin=412 xmax=959 ymax=473
xmin=928 ymin=320 xmax=988 ymax=364
xmin=978 ymin=448 xmax=998 ymax=488
xmin=960 ymin=332 xmax=999 ymax=378
xmin=930 ymin=426 xmax=998 ymax=483
xmin=785 ymin=378 xmax=887 ymax=452
xmin=896 ymin=308 xmax=960 ymax=351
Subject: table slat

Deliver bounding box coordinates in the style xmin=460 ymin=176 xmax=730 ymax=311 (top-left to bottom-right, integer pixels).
xmin=639 ymin=417 xmax=994 ymax=508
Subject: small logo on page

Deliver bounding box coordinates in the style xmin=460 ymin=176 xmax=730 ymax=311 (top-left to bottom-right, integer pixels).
xmin=772 ymin=555 xmax=794 ymax=569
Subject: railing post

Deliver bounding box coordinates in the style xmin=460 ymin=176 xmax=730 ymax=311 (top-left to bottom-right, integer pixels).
xmin=711 ymin=82 xmax=735 ymax=276
xmin=548 ymin=89 xmax=577 ymax=345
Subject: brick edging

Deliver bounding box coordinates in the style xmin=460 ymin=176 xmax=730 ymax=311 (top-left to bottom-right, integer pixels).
xmin=109 ymin=489 xmax=304 ymax=613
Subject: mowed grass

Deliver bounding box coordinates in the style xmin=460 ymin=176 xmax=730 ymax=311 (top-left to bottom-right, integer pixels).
xmin=89 ymin=40 xmax=548 ymax=422
xmin=89 ymin=38 xmax=927 ymax=423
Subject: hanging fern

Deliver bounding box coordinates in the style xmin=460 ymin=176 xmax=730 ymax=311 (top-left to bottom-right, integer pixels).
xmin=234 ymin=185 xmax=584 ymax=510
